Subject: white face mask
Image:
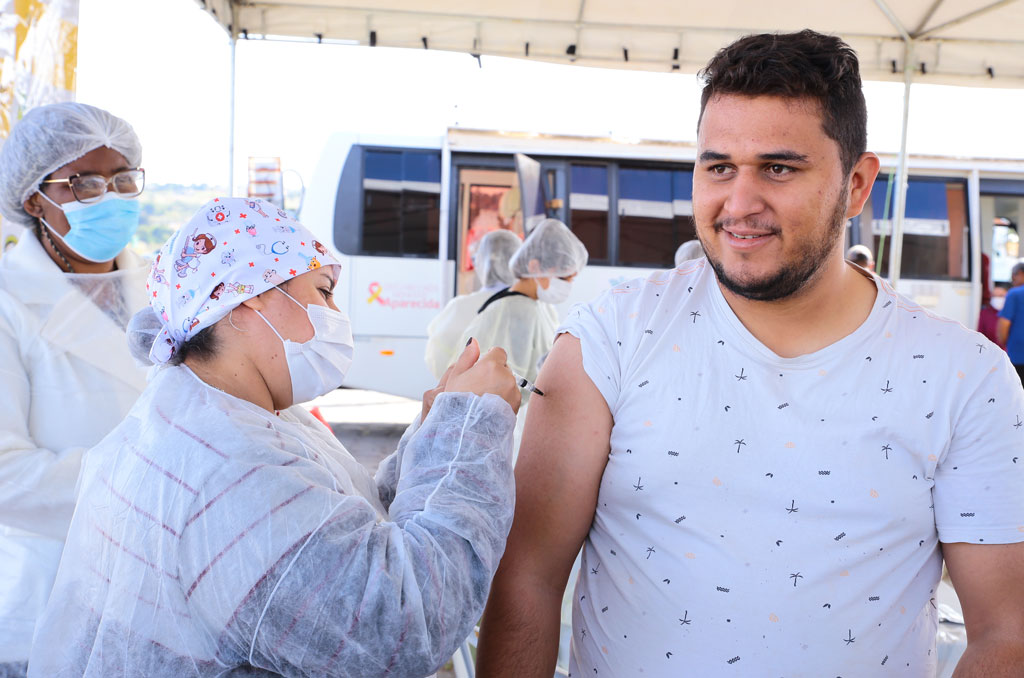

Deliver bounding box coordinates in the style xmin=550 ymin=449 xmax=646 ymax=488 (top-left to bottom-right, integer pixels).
xmin=256 ymin=287 xmax=354 ymax=405
xmin=536 ymin=277 xmax=573 ymax=304
xmin=991 ymin=295 xmax=1006 ymax=312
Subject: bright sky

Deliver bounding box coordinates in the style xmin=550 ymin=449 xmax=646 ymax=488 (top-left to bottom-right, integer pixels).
xmin=77 ymin=0 xmax=1024 ymax=192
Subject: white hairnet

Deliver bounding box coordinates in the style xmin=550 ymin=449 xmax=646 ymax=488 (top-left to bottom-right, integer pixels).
xmin=0 ymin=102 xmax=142 ymax=225
xmin=509 ymin=219 xmax=588 ymax=279
xmin=126 ymin=306 xmax=165 ymax=367
xmin=847 ymin=244 xmax=874 ymax=264
xmin=472 ymin=229 xmax=521 ymax=288
xmin=674 ymin=239 xmax=705 ymax=267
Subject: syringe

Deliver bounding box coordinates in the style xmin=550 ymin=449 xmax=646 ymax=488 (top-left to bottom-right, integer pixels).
xmin=512 ymin=372 xmax=545 ymax=396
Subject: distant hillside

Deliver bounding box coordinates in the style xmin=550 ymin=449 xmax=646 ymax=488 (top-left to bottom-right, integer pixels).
xmin=130 ymin=184 xmax=226 ymax=256
xmin=129 ymin=184 xmax=302 ymax=257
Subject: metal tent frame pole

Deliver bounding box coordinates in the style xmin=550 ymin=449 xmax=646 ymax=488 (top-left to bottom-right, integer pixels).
xmin=873 ymin=0 xmax=913 ymax=288
xmin=228 ymin=32 xmax=237 ymax=197
xmin=889 ymin=39 xmax=914 ymax=288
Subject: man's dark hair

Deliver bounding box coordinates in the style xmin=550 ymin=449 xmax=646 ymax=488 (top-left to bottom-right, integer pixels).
xmin=1012 ymin=262 xmax=1024 ymax=279
xmin=698 ymin=29 xmax=867 ymax=176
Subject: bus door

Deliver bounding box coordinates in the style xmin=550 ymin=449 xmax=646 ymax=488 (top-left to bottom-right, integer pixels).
xmin=979 ymin=179 xmax=1024 ymax=288
xmin=450 ymin=155 xmax=526 ymax=296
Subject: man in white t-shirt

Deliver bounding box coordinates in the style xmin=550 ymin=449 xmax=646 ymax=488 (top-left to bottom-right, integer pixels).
xmin=476 ymin=30 xmax=1024 ymax=678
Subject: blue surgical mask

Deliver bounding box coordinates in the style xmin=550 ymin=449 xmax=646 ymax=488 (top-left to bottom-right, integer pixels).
xmin=37 ymin=190 xmax=141 ymax=263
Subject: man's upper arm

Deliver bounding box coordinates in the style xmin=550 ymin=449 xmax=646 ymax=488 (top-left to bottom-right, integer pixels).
xmin=935 ymin=347 xmax=1024 ymax=655
xmin=505 ymin=333 xmax=612 ymax=590
xmin=997 ymin=318 xmax=1011 ymax=345
xmin=944 ymin=542 xmax=1024 ymax=641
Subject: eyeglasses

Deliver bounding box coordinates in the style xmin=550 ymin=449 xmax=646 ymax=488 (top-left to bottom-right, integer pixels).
xmin=40 ymin=168 xmax=145 ymax=204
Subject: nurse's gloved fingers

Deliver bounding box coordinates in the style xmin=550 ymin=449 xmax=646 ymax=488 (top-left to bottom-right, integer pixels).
xmin=478 ymin=347 xmax=522 ymax=413
xmin=435 ymin=360 xmax=456 ymax=391
xmin=449 ymin=338 xmax=482 ymax=379
xmin=445 ymin=345 xmax=521 ymax=415
xmin=421 ymin=381 xmax=445 ymax=422
xmin=478 ymin=346 xmax=508 ymax=368
xmin=424 ymin=339 xmax=482 ymax=421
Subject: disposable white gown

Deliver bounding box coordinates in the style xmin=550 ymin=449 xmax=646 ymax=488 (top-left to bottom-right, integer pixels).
xmin=424 ymin=288 xmax=496 ymax=380
xmin=28 ymin=365 xmax=516 ymax=678
xmin=457 ymin=294 xmax=558 ymax=454
xmin=0 ymin=234 xmax=148 ymax=668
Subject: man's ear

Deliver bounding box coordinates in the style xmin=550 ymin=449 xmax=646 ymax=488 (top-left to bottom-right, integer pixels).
xmin=845 ymin=152 xmax=881 ymax=219
xmin=23 ymin=193 xmax=44 ymax=220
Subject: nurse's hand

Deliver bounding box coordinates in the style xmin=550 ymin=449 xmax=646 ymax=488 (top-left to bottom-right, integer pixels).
xmin=445 ymin=339 xmax=521 ymax=414
xmin=423 ymin=339 xmax=520 ymax=418
xmin=421 ymin=340 xmax=476 ymax=421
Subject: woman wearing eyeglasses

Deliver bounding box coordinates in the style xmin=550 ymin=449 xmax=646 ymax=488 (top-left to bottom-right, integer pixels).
xmin=0 ymin=102 xmax=150 ymax=676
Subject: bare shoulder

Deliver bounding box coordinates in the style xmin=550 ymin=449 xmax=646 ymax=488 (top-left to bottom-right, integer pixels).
xmin=511 ymin=333 xmax=612 ymax=560
xmin=525 ymin=333 xmax=612 ymax=468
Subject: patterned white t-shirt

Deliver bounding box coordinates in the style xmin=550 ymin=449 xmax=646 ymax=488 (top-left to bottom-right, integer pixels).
xmin=558 ymin=259 xmax=1024 ymax=677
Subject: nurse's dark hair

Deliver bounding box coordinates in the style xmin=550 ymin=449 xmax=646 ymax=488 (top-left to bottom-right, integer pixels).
xmin=168 ymin=326 xmax=218 ymax=366
xmin=697 ymin=29 xmax=867 ymax=176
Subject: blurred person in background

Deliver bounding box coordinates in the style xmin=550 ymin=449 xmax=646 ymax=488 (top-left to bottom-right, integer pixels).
xmin=997 ymin=261 xmax=1024 ymax=383
xmin=846 ymin=243 xmax=875 ymax=271
xmin=978 ymin=253 xmax=1002 ymax=347
xmin=1011 ymin=261 xmax=1024 ymax=288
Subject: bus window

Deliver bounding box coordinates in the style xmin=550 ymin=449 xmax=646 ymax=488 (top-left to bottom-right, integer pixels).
xmin=618 ymin=166 xmax=696 ymax=267
xmin=866 ymin=176 xmax=969 ymax=281
xmin=569 ymin=164 xmax=609 ymax=262
xmin=361 ymin=150 xmax=441 ymax=257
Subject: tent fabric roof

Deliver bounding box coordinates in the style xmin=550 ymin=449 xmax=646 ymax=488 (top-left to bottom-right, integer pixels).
xmin=196 ymin=1 xmax=1024 ymax=85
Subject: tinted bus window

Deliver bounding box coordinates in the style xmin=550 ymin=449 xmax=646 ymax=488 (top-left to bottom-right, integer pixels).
xmin=618 ymin=167 xmax=697 ymax=267
xmin=866 ymin=176 xmax=969 ymax=281
xmin=362 ymin=150 xmax=441 ymax=256
xmin=569 ymin=164 xmax=609 ymax=262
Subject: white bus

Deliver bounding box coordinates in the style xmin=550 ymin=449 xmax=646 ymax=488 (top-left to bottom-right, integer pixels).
xmin=299 ymin=128 xmax=1024 ymax=399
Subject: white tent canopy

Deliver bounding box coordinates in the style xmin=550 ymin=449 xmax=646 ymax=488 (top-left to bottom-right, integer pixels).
xmin=197 ymin=0 xmax=1024 ymax=85
xmin=194 ymin=0 xmax=1024 ymax=286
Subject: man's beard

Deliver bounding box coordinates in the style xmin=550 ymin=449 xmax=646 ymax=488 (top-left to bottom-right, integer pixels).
xmin=703 ymin=195 xmax=849 ymax=302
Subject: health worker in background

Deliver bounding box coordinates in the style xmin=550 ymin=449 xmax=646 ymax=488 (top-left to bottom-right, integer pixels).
xmin=674 ymin=239 xmax=705 ymax=267
xmin=425 ymin=228 xmax=522 ymax=379
xmin=28 ymin=198 xmax=520 ymax=678
xmin=459 ymin=219 xmax=587 ymax=452
xmin=0 ymin=102 xmax=149 ymax=676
